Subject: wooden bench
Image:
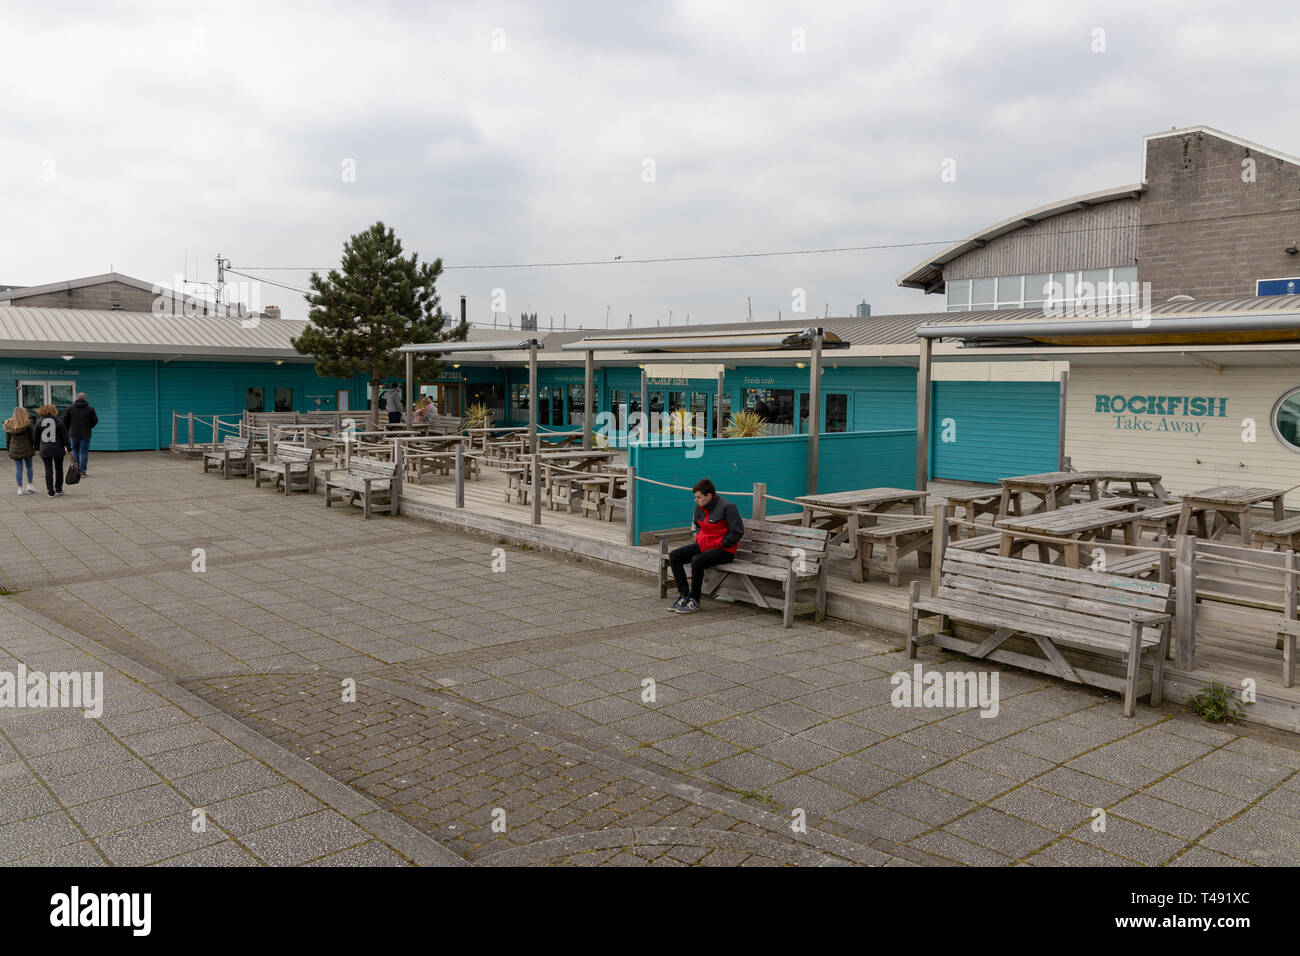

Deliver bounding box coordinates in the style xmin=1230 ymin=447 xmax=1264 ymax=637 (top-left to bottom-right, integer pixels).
xmin=656 ymin=519 xmax=832 ymax=627
xmin=253 ymin=443 xmax=318 ymax=495
xmin=1136 ymin=502 xmax=1206 ymax=537
xmin=419 ymin=413 xmax=464 ymax=435
xmin=1191 ymin=541 xmax=1298 ymax=686
xmin=858 ymin=515 xmax=944 ymax=586
xmin=945 ymin=490 xmax=1003 ymax=534
xmin=202 ymin=435 xmax=253 ymax=479
xmin=946 ymin=531 xmax=1002 ymax=553
xmin=908 ymin=549 xmax=1173 ymax=716
xmin=1249 ymin=514 xmax=1300 ymax=552
xmin=320 ymin=458 xmax=399 ymax=518
xmin=406 ymin=450 xmax=479 ymax=484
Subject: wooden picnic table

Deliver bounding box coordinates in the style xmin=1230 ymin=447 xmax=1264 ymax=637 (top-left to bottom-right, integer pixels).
xmin=998 ymin=471 xmax=1104 ymax=517
xmin=1175 ymin=485 xmax=1287 ymax=543
xmin=1094 ymin=471 xmax=1170 ymax=504
xmin=996 ymin=498 xmax=1144 ymax=567
xmin=467 ymin=426 xmax=528 ymax=452
xmin=533 ymin=450 xmax=616 ymax=511
xmin=796 ymin=488 xmax=928 ymax=581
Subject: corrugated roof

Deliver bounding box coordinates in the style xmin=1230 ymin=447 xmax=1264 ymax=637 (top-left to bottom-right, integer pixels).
xmin=0 ymin=306 xmax=514 ymax=359
xmin=896 ymin=184 xmax=1144 ymax=292
xmin=919 ymin=294 xmax=1300 ymax=333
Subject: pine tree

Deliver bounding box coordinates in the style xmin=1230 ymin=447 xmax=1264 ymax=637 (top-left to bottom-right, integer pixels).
xmin=292 ymin=222 xmax=468 ymax=427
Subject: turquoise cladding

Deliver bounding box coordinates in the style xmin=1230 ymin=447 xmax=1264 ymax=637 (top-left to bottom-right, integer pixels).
xmin=929 ymin=380 xmax=1060 ymax=483
xmin=628 ymin=429 xmax=916 ymax=539
xmin=0 ymin=358 xmax=353 ymax=450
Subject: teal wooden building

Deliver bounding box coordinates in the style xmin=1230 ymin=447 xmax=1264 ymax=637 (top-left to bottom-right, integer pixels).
xmin=0 ymin=303 xmax=1063 ymax=482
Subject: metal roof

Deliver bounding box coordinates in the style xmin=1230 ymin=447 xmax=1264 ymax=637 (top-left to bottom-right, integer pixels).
xmin=918 ymin=294 xmax=1300 ymax=339
xmin=896 ymin=184 xmax=1144 ymax=292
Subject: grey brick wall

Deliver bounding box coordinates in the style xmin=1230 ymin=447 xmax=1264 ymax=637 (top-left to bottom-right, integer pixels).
xmin=1139 ymin=130 xmax=1300 ymax=301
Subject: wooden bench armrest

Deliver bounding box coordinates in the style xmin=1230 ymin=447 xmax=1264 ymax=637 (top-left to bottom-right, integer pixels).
xmin=1129 ymin=611 xmax=1172 ymax=626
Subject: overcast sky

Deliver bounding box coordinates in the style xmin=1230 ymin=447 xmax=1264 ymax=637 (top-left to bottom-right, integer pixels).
xmin=3 ymin=0 xmax=1299 ymax=328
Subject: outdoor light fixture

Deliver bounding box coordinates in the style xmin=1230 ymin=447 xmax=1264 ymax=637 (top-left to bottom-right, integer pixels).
xmin=1285 ymin=242 xmax=1298 ymax=256
xmin=453 ymin=363 xmax=461 ymax=368
xmin=795 ymin=362 xmax=807 ymax=369
xmin=61 ymin=355 xmax=74 ymax=361
xmin=274 ymin=360 xmax=284 ymax=366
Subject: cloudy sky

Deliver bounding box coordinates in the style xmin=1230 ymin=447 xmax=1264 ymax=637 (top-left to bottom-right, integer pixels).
xmin=3 ymin=0 xmax=1298 ymax=328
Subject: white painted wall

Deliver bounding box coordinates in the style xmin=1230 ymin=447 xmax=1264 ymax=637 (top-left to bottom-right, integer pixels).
xmin=933 ymin=360 xmax=1068 ymax=381
xmin=1066 ymin=365 xmax=1300 ymax=505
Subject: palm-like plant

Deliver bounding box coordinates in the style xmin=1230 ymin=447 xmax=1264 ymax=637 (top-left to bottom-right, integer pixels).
xmin=665 ymin=409 xmax=701 ymax=439
xmin=461 ymin=402 xmax=493 ymax=431
xmin=724 ymin=410 xmax=767 ymax=438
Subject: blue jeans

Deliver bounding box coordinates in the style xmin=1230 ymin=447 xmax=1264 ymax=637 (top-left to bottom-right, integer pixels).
xmin=70 ymin=436 xmax=90 ymax=473
xmin=13 ymin=458 xmax=32 ymax=487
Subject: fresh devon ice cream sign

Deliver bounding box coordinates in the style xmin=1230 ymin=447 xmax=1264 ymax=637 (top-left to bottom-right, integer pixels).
xmin=1095 ymin=394 xmax=1228 ymax=435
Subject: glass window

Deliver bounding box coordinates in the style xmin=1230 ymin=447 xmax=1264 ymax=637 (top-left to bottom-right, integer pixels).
xmin=511 ymin=383 xmax=530 ymax=415
xmin=1081 ymin=268 xmax=1110 ymax=308
xmin=1272 ymin=387 xmax=1300 ymax=452
xmin=744 ymin=388 xmax=794 ymax=431
xmin=1024 ymin=273 xmax=1052 ymax=305
xmin=537 ymin=386 xmax=551 ymax=426
xmin=946 ymin=279 xmax=970 ymax=309
xmin=469 ymin=383 xmax=506 ymax=423
xmin=826 ymin=394 xmax=847 ymax=433
xmin=997 ymin=275 xmax=1023 ymax=305
xmin=274 ymin=388 xmax=293 ymax=412
xmin=246 ymin=388 xmax=264 ymax=413
xmin=971 ymin=277 xmax=995 ymax=307
xmin=1049 ymin=272 xmax=1076 ymax=304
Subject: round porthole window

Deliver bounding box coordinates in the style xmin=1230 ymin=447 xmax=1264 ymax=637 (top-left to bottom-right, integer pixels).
xmin=1270 ymin=387 xmax=1300 ymax=452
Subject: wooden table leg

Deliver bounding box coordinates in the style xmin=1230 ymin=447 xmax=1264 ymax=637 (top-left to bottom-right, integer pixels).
xmin=998 ymin=487 xmax=1011 ymax=518
xmin=1274 ymin=495 xmax=1286 ymax=521
xmin=999 ymin=532 xmax=1013 ymax=558
xmin=801 ymin=508 xmax=812 ymax=528
xmin=1240 ymin=507 xmax=1253 ymax=547
xmin=1063 ymin=541 xmax=1080 ymax=569
xmin=1175 ymin=502 xmax=1191 ymax=537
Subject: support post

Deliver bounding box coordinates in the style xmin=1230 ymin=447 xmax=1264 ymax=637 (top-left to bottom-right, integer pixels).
xmin=716 ymin=369 xmax=725 ymax=437
xmin=583 ymin=349 xmax=594 ymax=450
xmin=528 ymin=341 xmax=538 ymax=457
xmin=530 ymin=455 xmax=542 ymax=526
xmin=753 ymin=482 xmax=766 ymax=521
xmin=625 ymin=465 xmax=637 ymax=547
xmin=392 ymin=443 xmax=403 ymax=516
xmin=171 ymin=411 xmax=178 ymax=448
xmin=454 ymin=443 xmax=465 ymax=509
xmin=916 ymin=336 xmax=932 ymax=492
xmin=931 ymin=504 xmax=949 ymax=597
xmin=807 ymin=330 xmax=823 ymax=495
xmin=639 ymin=368 xmax=649 ymax=444
xmin=188 ymin=412 xmax=194 ymax=447
xmin=1057 ymin=369 xmax=1069 ymax=470
xmin=405 ymin=350 xmax=415 ymax=426
xmin=1175 ymin=534 xmax=1196 ymax=670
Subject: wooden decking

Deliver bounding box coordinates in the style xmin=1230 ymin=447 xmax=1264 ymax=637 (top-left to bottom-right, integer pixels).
xmin=398 ymin=468 xmax=1300 ymax=732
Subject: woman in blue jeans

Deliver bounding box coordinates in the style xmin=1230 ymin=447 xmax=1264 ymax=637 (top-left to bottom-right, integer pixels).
xmin=4 ymin=406 xmax=37 ymax=494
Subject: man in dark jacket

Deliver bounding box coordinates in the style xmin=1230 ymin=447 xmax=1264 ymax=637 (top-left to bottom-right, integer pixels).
xmin=63 ymin=393 xmax=98 ymax=476
xmin=668 ymin=478 xmax=744 ymax=614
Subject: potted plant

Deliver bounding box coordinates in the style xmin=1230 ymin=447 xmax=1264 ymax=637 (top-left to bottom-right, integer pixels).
xmin=723 ymin=410 xmax=767 ymax=438
xmin=461 ymin=402 xmax=493 ymax=432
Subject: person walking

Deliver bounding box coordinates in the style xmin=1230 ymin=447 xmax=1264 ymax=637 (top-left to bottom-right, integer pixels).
xmin=34 ymin=404 xmax=72 ymax=497
xmin=4 ymin=406 xmax=37 ymax=495
xmin=384 ymin=384 xmax=403 ymax=425
xmin=63 ymin=392 xmax=98 ymax=477
xmin=667 ymin=478 xmax=744 ymax=614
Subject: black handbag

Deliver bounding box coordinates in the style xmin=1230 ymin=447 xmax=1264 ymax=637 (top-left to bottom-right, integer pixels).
xmin=65 ymin=461 xmax=81 ymax=485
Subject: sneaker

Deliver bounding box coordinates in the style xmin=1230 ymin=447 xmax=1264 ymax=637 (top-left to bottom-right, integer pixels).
xmin=668 ymin=596 xmax=688 ymax=612
xmin=47 ymin=491 xmax=55 ymax=497
xmin=24 ymin=483 xmax=33 ymax=493
xmin=55 ymin=490 xmax=63 ymax=496
xmin=16 ymin=488 xmax=23 ymax=496
xmin=678 ymin=598 xmax=701 ymax=614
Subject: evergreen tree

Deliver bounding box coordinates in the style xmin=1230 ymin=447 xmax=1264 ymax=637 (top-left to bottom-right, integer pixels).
xmin=292 ymin=221 xmax=468 ymax=427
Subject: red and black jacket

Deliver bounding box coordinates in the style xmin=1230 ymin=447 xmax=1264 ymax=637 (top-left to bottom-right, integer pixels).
xmin=692 ymin=494 xmax=745 ymax=554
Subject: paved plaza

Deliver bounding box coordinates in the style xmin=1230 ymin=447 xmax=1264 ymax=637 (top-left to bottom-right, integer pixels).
xmin=1 ymin=452 xmax=1299 ymax=866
